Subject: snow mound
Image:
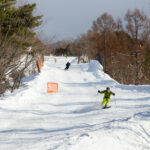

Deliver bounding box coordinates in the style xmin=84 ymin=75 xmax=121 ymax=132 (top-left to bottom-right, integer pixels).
xmin=87 ymin=60 xmax=103 ymax=72
xmin=0 ymin=56 xmax=150 ymax=150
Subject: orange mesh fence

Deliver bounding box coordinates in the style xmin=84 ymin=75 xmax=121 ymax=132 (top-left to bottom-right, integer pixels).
xmin=37 ymin=56 xmax=44 ymax=73
xmin=54 ymin=58 xmax=57 ymax=63
xmin=47 ymin=83 xmax=58 ymax=93
xmin=37 ymin=59 xmax=41 ymax=72
xmin=40 ymin=56 xmax=44 ymax=67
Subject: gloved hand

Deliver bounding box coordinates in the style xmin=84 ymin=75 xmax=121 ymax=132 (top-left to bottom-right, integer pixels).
xmin=113 ymin=93 xmax=115 ymax=96
xmin=98 ymin=90 xmax=100 ymax=93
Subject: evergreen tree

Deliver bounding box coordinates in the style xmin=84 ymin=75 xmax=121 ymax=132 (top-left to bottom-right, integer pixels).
xmin=0 ymin=0 xmax=16 ymax=35
xmin=0 ymin=0 xmax=42 ymax=42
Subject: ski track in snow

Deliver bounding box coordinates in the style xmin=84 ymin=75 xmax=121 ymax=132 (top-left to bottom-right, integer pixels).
xmin=0 ymin=56 xmax=150 ymax=150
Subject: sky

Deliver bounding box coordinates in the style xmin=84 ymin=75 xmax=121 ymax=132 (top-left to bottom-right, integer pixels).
xmin=21 ymin=0 xmax=150 ymax=41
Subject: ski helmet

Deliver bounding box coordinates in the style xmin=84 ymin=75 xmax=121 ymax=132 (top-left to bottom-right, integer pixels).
xmin=106 ymin=87 xmax=110 ymax=90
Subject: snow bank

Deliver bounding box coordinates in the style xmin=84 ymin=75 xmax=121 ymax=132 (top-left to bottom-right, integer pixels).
xmin=87 ymin=60 xmax=103 ymax=72
xmin=0 ymin=56 xmax=150 ymax=150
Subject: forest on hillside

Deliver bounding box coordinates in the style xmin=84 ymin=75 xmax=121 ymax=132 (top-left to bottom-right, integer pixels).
xmin=0 ymin=1 xmax=150 ymax=95
xmin=0 ymin=0 xmax=48 ymax=94
xmin=53 ymin=9 xmax=150 ymax=85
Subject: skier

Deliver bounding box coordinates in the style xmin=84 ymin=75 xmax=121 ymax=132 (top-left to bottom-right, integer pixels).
xmin=64 ymin=53 xmax=67 ymax=58
xmin=65 ymin=62 xmax=71 ymax=70
xmin=98 ymin=87 xmax=115 ymax=108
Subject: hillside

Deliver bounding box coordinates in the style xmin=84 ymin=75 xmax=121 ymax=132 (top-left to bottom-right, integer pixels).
xmin=0 ymin=56 xmax=150 ymax=150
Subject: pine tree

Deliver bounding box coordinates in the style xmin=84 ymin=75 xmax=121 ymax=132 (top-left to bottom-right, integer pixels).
xmin=0 ymin=0 xmax=16 ymax=7
xmin=0 ymin=1 xmax=42 ymax=41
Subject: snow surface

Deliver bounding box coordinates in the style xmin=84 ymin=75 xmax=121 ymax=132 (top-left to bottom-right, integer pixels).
xmin=0 ymin=56 xmax=150 ymax=150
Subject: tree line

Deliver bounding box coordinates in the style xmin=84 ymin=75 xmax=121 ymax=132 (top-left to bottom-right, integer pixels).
xmin=1 ymin=3 xmax=149 ymax=95
xmin=53 ymin=9 xmax=150 ymax=85
xmin=0 ymin=0 xmax=47 ymax=94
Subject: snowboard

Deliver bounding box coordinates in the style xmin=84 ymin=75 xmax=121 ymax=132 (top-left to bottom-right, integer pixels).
xmin=102 ymin=106 xmax=111 ymax=109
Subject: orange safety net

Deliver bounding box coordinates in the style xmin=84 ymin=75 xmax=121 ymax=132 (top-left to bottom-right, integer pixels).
xmin=47 ymin=83 xmax=58 ymax=93
xmin=37 ymin=56 xmax=44 ymax=73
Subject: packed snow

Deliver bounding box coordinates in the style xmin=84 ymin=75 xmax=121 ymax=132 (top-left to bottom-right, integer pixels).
xmin=0 ymin=56 xmax=150 ymax=150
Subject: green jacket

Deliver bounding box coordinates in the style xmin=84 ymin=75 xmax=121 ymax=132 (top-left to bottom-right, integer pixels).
xmin=99 ymin=90 xmax=115 ymax=99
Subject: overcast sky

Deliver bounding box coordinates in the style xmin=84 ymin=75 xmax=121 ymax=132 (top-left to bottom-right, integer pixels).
xmin=24 ymin=0 xmax=150 ymax=41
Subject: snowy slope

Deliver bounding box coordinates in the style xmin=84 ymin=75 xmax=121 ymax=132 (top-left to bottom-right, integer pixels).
xmin=0 ymin=56 xmax=150 ymax=150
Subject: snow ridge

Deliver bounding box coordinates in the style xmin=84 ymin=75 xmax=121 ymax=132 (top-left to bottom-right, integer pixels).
xmin=0 ymin=56 xmax=150 ymax=150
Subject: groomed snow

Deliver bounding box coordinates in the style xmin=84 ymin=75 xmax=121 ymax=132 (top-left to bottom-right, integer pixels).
xmin=0 ymin=56 xmax=150 ymax=150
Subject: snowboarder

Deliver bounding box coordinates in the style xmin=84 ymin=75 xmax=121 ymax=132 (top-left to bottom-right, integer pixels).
xmin=98 ymin=87 xmax=115 ymax=108
xmin=65 ymin=62 xmax=71 ymax=70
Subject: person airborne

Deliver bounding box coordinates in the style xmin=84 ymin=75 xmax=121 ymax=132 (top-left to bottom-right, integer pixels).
xmin=98 ymin=87 xmax=115 ymax=108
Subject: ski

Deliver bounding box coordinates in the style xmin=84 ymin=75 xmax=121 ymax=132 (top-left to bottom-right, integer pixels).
xmin=102 ymin=106 xmax=111 ymax=109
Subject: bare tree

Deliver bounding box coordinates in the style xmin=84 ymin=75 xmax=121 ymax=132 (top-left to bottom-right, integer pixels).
xmin=125 ymin=9 xmax=148 ymax=84
xmin=141 ymin=18 xmax=150 ymax=41
xmin=125 ymin=9 xmax=147 ymax=40
xmin=116 ymin=18 xmax=123 ymax=31
xmin=92 ymin=13 xmax=116 ymax=72
xmin=92 ymin=13 xmax=116 ymax=34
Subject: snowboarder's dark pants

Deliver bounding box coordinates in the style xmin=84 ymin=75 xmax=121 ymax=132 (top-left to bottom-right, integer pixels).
xmin=65 ymin=66 xmax=69 ymax=70
xmin=65 ymin=65 xmax=70 ymax=70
